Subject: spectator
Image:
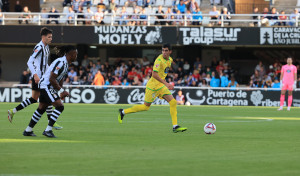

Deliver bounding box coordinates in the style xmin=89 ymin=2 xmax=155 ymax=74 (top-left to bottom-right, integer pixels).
xmin=183 ymin=61 xmax=190 ymax=75
xmin=192 ymin=7 xmax=202 ymax=25
xmin=165 ymin=7 xmax=174 ymax=25
xmin=122 ymin=78 xmax=130 ymax=86
xmin=268 ymin=7 xmax=278 ymax=26
xmin=108 ymin=0 xmax=117 ymax=13
xmin=211 ymin=56 xmax=218 ymax=68
xmin=68 ymin=68 xmax=77 ymax=83
xmin=220 ymin=71 xmax=228 ymax=87
xmin=72 ymin=0 xmax=80 ymax=12
xmin=255 ymin=61 xmax=264 ymax=72
xmin=92 ymin=70 xmax=104 ymax=85
xmin=40 ymin=8 xmax=48 ymax=23
xmin=194 ymin=57 xmax=202 ymax=70
xmin=252 ymin=7 xmax=259 ymax=25
xmin=209 ymin=6 xmax=219 ymax=25
xmin=95 ymin=7 xmax=104 ymax=24
xmin=137 ymin=0 xmax=144 ymax=7
xmin=15 ymin=0 xmax=22 ymax=12
xmin=142 ymin=56 xmax=150 ymax=67
xmin=77 ymin=6 xmax=85 ymax=24
xmin=78 ymin=69 xmax=87 ymax=84
xmin=177 ymin=0 xmax=186 ymax=14
xmin=0 ymin=9 xmax=2 ymax=24
xmin=125 ymin=0 xmax=137 ymax=9
xmin=128 ymin=67 xmax=138 ymax=83
xmin=85 ymin=7 xmax=95 ymax=24
xmin=119 ymin=6 xmax=128 ymax=25
xmin=20 ymin=70 xmax=30 ymax=84
xmin=131 ymin=76 xmax=142 ymax=85
xmin=19 ymin=6 xmax=31 ymax=24
xmin=144 ymin=0 xmax=154 ymax=8
xmin=220 ymin=7 xmax=231 ymax=25
xmin=216 ymin=60 xmax=224 ymax=73
xmin=278 ymin=10 xmax=287 ymax=26
xmin=192 ymin=69 xmax=200 ymax=82
xmin=112 ymin=77 xmax=122 ymax=85
xmin=87 ymin=72 xmax=94 ymax=84
xmin=176 ymin=90 xmax=185 ymax=105
xmin=143 ymin=75 xmax=150 ymax=86
xmin=155 ymin=5 xmax=165 ymax=25
xmin=63 ymin=0 xmax=72 ymax=7
xmin=47 ymin=7 xmax=59 ymax=24
xmin=210 ymin=71 xmax=220 ymax=87
xmin=289 ymin=9 xmax=299 ymax=26
xmin=0 ymin=0 xmax=2 ymax=10
xmin=186 ymin=10 xmax=193 ymax=25
xmin=228 ymin=77 xmax=239 ymax=88
xmin=67 ymin=7 xmax=75 ymax=24
xmin=2 ymin=0 xmax=9 ymax=12
xmin=188 ymin=0 xmax=198 ymax=13
xmin=129 ymin=8 xmax=139 ymax=26
xmin=271 ymin=79 xmax=280 ymax=89
xmin=139 ymin=8 xmax=148 ymax=25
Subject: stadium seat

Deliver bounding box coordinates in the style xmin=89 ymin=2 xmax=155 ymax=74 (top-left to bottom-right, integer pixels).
xmin=103 ymin=15 xmax=112 ymax=24
xmin=63 ymin=6 xmax=69 ymax=13
xmin=164 ymin=0 xmax=173 ymax=6
xmin=126 ymin=7 xmax=134 ymax=14
xmin=155 ymin=0 xmax=164 ymax=6
xmin=202 ymin=16 xmax=210 ymax=25
xmin=119 ymin=0 xmax=127 ymax=6
xmin=90 ymin=6 xmax=97 ymax=12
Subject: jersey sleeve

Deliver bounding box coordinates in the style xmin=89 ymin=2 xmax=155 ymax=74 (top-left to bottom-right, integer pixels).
xmin=31 ymin=46 xmax=42 ymax=58
xmin=51 ymin=61 xmax=64 ymax=75
xmin=153 ymin=59 xmax=161 ymax=72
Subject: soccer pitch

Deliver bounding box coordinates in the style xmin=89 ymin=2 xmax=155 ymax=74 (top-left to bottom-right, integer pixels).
xmin=1 ymin=103 xmax=300 ymax=176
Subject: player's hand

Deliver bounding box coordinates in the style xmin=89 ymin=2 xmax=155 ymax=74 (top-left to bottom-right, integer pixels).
xmin=60 ymin=91 xmax=69 ymax=100
xmin=34 ymin=74 xmax=40 ymax=84
xmin=166 ymin=83 xmax=174 ymax=90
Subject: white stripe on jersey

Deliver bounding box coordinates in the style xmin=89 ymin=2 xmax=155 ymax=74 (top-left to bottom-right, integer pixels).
xmin=27 ymin=41 xmax=50 ymax=78
xmin=39 ymin=56 xmax=68 ymax=90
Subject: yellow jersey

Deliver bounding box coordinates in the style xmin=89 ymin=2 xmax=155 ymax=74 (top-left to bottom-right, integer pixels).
xmin=146 ymin=54 xmax=173 ymax=90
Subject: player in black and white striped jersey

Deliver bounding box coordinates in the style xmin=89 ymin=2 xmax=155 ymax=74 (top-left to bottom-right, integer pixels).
xmin=23 ymin=45 xmax=77 ymax=137
xmin=8 ymin=27 xmax=63 ymax=130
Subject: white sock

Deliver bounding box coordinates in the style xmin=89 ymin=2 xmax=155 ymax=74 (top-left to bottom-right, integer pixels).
xmin=13 ymin=108 xmax=17 ymax=113
xmin=45 ymin=125 xmax=52 ymax=131
xmin=173 ymin=125 xmax=178 ymax=128
xmin=122 ymin=110 xmax=125 ymax=115
xmin=25 ymin=126 xmax=33 ymax=132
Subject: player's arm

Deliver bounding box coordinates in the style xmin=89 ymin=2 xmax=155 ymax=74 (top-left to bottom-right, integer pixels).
xmin=49 ymin=72 xmax=69 ymax=99
xmin=294 ymin=67 xmax=297 ymax=90
xmin=27 ymin=46 xmax=42 ymax=83
xmin=152 ymin=71 xmax=174 ymax=90
xmin=280 ymin=67 xmax=284 ymax=88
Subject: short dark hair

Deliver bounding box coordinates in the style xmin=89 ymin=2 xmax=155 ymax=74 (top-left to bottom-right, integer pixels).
xmin=162 ymin=43 xmax=172 ymax=50
xmin=40 ymin=27 xmax=53 ymax=36
xmin=55 ymin=45 xmax=76 ymax=57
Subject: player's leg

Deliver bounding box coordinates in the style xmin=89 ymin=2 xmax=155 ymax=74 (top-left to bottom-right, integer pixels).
xmin=46 ymin=105 xmax=63 ymax=130
xmin=287 ymin=88 xmax=293 ymax=111
xmin=162 ymin=89 xmax=187 ymax=133
xmin=23 ymin=102 xmax=48 ymax=137
xmin=43 ymin=99 xmax=65 ymax=138
xmin=118 ymin=88 xmax=153 ymax=124
xmin=278 ymin=88 xmax=287 ymax=111
xmin=8 ymin=89 xmax=39 ymax=123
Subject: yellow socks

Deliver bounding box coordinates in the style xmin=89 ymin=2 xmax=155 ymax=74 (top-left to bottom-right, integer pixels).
xmin=169 ymin=99 xmax=178 ymax=126
xmin=124 ymin=104 xmax=150 ymax=114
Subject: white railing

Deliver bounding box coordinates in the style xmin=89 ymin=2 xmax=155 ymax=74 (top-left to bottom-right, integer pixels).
xmin=0 ymin=12 xmax=299 ymax=27
xmin=11 ymin=84 xmax=287 ymax=91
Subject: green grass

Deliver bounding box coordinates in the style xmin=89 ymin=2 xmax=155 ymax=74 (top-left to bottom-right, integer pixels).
xmin=1 ymin=103 xmax=300 ymax=176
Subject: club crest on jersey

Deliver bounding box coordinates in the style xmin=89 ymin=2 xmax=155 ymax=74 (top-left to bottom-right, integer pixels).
xmin=155 ymin=64 xmax=160 ymax=68
xmin=287 ymin=69 xmax=291 ymax=73
xmin=56 ymin=67 xmax=60 ymax=70
xmin=35 ymin=49 xmax=39 ymax=52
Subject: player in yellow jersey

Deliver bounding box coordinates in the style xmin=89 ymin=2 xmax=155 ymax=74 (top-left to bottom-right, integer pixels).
xmin=118 ymin=44 xmax=187 ymax=133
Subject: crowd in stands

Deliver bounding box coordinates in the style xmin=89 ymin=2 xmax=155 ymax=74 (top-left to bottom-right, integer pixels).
xmin=253 ymin=7 xmax=300 ymax=26
xmin=10 ymin=0 xmax=232 ymax=26
xmin=249 ymin=60 xmax=300 ymax=89
xmin=20 ymin=54 xmax=241 ymax=88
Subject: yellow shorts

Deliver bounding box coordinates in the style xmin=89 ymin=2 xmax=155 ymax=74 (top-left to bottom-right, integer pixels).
xmin=144 ymin=86 xmax=172 ymax=103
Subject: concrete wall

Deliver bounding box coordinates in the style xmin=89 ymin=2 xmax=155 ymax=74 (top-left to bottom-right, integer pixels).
xmin=0 ymin=46 xmax=33 ymax=81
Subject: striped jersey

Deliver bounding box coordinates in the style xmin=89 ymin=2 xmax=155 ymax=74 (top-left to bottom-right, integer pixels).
xmin=39 ymin=56 xmax=68 ymax=90
xmin=27 ymin=41 xmax=50 ymax=78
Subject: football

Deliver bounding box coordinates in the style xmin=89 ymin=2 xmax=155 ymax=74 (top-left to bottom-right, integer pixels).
xmin=204 ymin=123 xmax=216 ymax=134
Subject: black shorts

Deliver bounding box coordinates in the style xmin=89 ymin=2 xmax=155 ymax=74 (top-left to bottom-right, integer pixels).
xmin=39 ymin=88 xmax=60 ymax=104
xmin=31 ymin=77 xmax=40 ymax=91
